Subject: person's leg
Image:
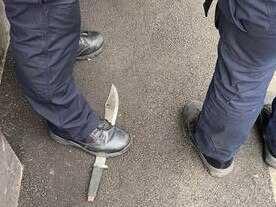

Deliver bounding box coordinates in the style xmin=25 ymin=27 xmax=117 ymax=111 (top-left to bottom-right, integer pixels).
xmin=196 ymin=0 xmax=276 ymax=162
xmin=3 ymin=0 xmax=100 ymax=140
xmin=194 ymin=0 xmax=276 ymax=162
xmin=3 ymin=0 xmax=132 ymax=157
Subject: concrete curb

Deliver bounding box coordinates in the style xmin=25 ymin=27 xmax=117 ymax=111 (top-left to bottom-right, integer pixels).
xmin=0 ymin=1 xmax=10 ymax=84
xmin=0 ymin=131 xmax=23 ymax=207
xmin=0 ymin=3 xmax=22 ymax=207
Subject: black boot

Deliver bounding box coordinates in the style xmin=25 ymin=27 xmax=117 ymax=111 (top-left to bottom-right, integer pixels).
xmin=76 ymin=31 xmax=104 ymax=60
xmin=181 ymin=100 xmax=234 ymax=177
xmin=256 ymin=104 xmax=276 ymax=168
xmin=50 ymin=120 xmax=132 ymax=157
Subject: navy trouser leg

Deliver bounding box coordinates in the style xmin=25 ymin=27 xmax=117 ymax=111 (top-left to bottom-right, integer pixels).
xmin=195 ymin=0 xmax=276 ymax=161
xmin=3 ymin=0 xmax=100 ymax=141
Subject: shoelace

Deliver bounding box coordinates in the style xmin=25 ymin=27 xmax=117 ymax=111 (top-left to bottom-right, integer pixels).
xmin=189 ymin=120 xmax=197 ymax=136
xmin=189 ymin=108 xmax=201 ymax=137
xmin=89 ymin=128 xmax=106 ymax=144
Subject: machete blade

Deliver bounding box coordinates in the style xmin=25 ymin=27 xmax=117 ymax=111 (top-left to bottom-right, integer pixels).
xmin=105 ymin=84 xmax=119 ymax=125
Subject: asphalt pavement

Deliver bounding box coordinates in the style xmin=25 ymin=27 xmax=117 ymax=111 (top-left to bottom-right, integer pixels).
xmin=0 ymin=0 xmax=275 ymax=206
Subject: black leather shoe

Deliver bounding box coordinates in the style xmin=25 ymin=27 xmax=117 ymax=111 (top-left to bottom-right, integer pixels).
xmin=256 ymin=104 xmax=276 ymax=168
xmin=181 ymin=100 xmax=234 ymax=177
xmin=76 ymin=31 xmax=104 ymax=60
xmin=50 ymin=120 xmax=132 ymax=157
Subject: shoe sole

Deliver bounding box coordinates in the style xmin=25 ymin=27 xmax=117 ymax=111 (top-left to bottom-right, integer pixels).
xmin=75 ymin=41 xmax=104 ymax=61
xmin=181 ymin=106 xmax=234 ymax=178
xmin=49 ymin=131 xmax=132 ymax=158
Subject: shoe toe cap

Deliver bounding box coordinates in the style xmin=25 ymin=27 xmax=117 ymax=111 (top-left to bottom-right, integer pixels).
xmin=110 ymin=127 xmax=132 ymax=151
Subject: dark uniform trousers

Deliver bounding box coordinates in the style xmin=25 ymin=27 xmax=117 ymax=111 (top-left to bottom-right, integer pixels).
xmin=3 ymin=0 xmax=100 ymax=141
xmin=197 ymin=0 xmax=276 ymax=161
